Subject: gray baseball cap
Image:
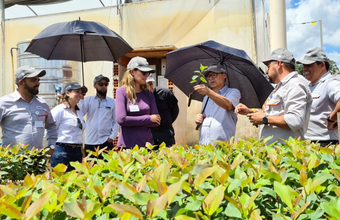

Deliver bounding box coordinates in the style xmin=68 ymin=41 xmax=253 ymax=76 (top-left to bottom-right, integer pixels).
xmin=262 ymin=48 xmax=296 ymax=67
xmin=93 ymin=74 xmax=110 ymax=84
xmin=146 ymin=75 xmax=155 ymax=83
xmin=15 ymin=66 xmax=46 ymax=85
xmin=202 ymin=65 xmax=226 ymax=76
xmin=297 ymin=48 xmax=329 ymax=65
xmin=62 ymin=82 xmax=88 ymax=94
xmin=127 ymin=56 xmax=155 ymax=73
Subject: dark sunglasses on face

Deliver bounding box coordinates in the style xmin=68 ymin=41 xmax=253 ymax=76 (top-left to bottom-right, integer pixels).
xmin=76 ymin=118 xmax=83 ymax=130
xmin=134 ymin=68 xmax=149 ymax=76
xmin=98 ymin=82 xmax=108 ymax=87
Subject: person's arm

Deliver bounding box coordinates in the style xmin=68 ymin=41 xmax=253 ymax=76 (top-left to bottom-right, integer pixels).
xmin=110 ymin=99 xmax=119 ymax=140
xmin=148 ymin=91 xmax=161 ymax=127
xmin=247 ymin=83 xmax=310 ymax=130
xmin=194 ymin=84 xmax=237 ymax=110
xmin=326 ymin=80 xmax=340 ymax=129
xmin=44 ymin=105 xmax=57 ymax=146
xmin=327 ymin=99 xmax=339 ymax=130
xmin=115 ymin=88 xmax=158 ymax=127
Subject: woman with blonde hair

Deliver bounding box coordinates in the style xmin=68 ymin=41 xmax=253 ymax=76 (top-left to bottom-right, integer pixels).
xmin=116 ymin=56 xmax=161 ymax=149
xmin=50 ymin=82 xmax=87 ymax=171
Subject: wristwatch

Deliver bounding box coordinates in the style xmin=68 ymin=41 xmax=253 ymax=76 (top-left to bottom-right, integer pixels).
xmin=49 ymin=145 xmax=55 ymax=150
xmin=327 ymin=115 xmax=336 ymax=123
xmin=262 ymin=115 xmax=268 ymax=125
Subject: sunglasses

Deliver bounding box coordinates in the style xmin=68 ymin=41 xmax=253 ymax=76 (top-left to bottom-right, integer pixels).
xmin=98 ymin=82 xmax=108 ymax=87
xmin=76 ymin=118 xmax=83 ymax=130
xmin=134 ymin=68 xmax=149 ymax=76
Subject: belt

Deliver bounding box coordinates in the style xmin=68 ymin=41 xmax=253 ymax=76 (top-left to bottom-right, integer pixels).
xmin=57 ymin=142 xmax=83 ymax=148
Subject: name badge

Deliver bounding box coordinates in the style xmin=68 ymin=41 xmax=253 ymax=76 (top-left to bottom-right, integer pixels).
xmin=105 ymin=106 xmax=111 ymax=110
xmin=36 ymin=106 xmax=44 ymax=110
xmin=129 ymin=104 xmax=140 ymax=112
xmin=202 ymin=117 xmax=212 ymax=127
xmin=35 ymin=121 xmax=44 ymax=128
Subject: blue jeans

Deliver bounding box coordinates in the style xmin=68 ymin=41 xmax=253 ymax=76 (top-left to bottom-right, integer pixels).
xmin=50 ymin=143 xmax=82 ymax=171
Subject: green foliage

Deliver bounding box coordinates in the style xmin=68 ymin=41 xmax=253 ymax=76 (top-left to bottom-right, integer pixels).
xmin=0 ymin=144 xmax=48 ymax=184
xmin=1 ymin=138 xmax=340 ymax=219
xmin=190 ymin=64 xmax=208 ymax=84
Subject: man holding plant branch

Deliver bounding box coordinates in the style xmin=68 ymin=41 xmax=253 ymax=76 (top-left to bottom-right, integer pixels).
xmin=195 ymin=65 xmax=241 ymax=145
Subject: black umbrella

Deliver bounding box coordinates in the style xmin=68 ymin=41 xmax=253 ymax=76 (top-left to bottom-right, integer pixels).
xmin=165 ymin=40 xmax=273 ymax=108
xmin=25 ymin=19 xmax=133 ymax=85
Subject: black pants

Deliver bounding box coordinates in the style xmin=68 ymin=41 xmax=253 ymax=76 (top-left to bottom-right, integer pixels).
xmin=311 ymin=140 xmax=338 ymax=147
xmin=85 ymin=141 xmax=114 ymax=159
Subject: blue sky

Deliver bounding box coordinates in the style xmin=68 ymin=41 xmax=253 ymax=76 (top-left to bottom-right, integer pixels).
xmin=5 ymin=0 xmax=340 ymax=67
xmin=284 ymin=0 xmax=340 ymax=66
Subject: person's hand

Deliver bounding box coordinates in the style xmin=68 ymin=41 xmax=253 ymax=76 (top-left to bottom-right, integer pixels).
xmin=327 ymin=121 xmax=338 ymax=130
xmin=107 ymin=138 xmax=114 ymax=143
xmin=195 ymin=114 xmax=206 ymax=124
xmin=44 ymin=147 xmax=55 ymax=159
xmin=151 ymin=114 xmax=161 ymax=125
xmin=194 ymin=84 xmax=210 ymax=96
xmin=235 ymin=103 xmax=252 ymax=115
xmin=247 ymin=110 xmax=266 ymax=126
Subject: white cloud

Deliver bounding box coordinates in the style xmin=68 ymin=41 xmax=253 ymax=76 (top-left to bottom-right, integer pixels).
xmin=286 ymin=0 xmax=340 ymax=65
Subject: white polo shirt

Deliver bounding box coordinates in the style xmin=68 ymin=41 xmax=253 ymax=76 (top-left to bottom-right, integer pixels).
xmin=51 ymin=103 xmax=84 ymax=144
xmin=305 ymin=72 xmax=340 ymax=141
xmin=261 ymin=71 xmax=312 ymax=144
xmin=78 ymin=95 xmax=119 ymax=145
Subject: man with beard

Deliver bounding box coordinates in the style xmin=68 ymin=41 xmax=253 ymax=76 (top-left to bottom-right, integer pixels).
xmin=0 ymin=66 xmax=57 ymax=150
xmin=78 ymin=74 xmax=119 ymax=158
xmin=235 ymin=48 xmax=312 ymax=145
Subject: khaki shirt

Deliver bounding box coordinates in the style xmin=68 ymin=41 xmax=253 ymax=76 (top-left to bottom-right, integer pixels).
xmin=0 ymin=90 xmax=57 ymax=149
xmin=305 ymin=72 xmax=340 ymax=141
xmin=260 ymin=71 xmax=312 ymax=144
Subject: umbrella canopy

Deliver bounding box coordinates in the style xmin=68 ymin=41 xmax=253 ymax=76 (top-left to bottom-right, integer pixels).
xmin=25 ymin=19 xmax=133 ymax=84
xmin=165 ymin=40 xmax=273 ymax=108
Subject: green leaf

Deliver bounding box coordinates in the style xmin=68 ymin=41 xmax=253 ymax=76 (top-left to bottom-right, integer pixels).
xmin=244 ymin=188 xmax=261 ymax=211
xmin=132 ymin=193 xmax=157 ymax=205
xmin=299 ymin=167 xmax=308 ymax=187
xmin=203 ymin=185 xmax=224 ymax=216
xmin=192 ymin=75 xmax=199 ymax=80
xmin=274 ymin=181 xmax=298 ymax=211
xmin=194 ymin=166 xmax=217 ymax=188
xmin=0 ymin=202 xmax=22 ymax=219
xmin=184 ymin=200 xmax=202 ymax=211
xmin=150 ymin=193 xmax=168 ymax=217
xmin=63 ymin=202 xmax=85 ymax=219
xmin=24 ymin=192 xmax=49 ymax=220
xmin=310 ymin=172 xmax=331 ymax=193
xmin=190 ymin=80 xmax=197 ymax=84
xmin=224 ymin=202 xmax=242 ymax=219
xmin=200 ymin=77 xmax=207 ymax=83
xmin=105 ymin=203 xmax=143 ymax=220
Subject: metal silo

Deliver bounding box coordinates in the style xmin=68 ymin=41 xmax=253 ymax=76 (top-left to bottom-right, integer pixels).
xmin=16 ymin=39 xmax=80 ymax=108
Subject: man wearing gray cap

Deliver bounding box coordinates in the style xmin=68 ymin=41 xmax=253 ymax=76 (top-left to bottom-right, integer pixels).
xmin=297 ymin=48 xmax=340 ymax=147
xmin=194 ymin=64 xmax=241 ymax=145
xmin=0 ymin=66 xmax=57 ymax=151
xmin=78 ymin=74 xmax=119 ymax=157
xmin=235 ymin=48 xmax=312 ymax=145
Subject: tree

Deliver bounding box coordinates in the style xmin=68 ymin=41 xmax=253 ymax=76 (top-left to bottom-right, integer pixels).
xmin=296 ymin=59 xmax=339 ymax=76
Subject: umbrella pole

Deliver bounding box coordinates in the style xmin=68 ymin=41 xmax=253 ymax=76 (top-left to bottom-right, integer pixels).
xmin=80 ymin=35 xmax=85 ymax=86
